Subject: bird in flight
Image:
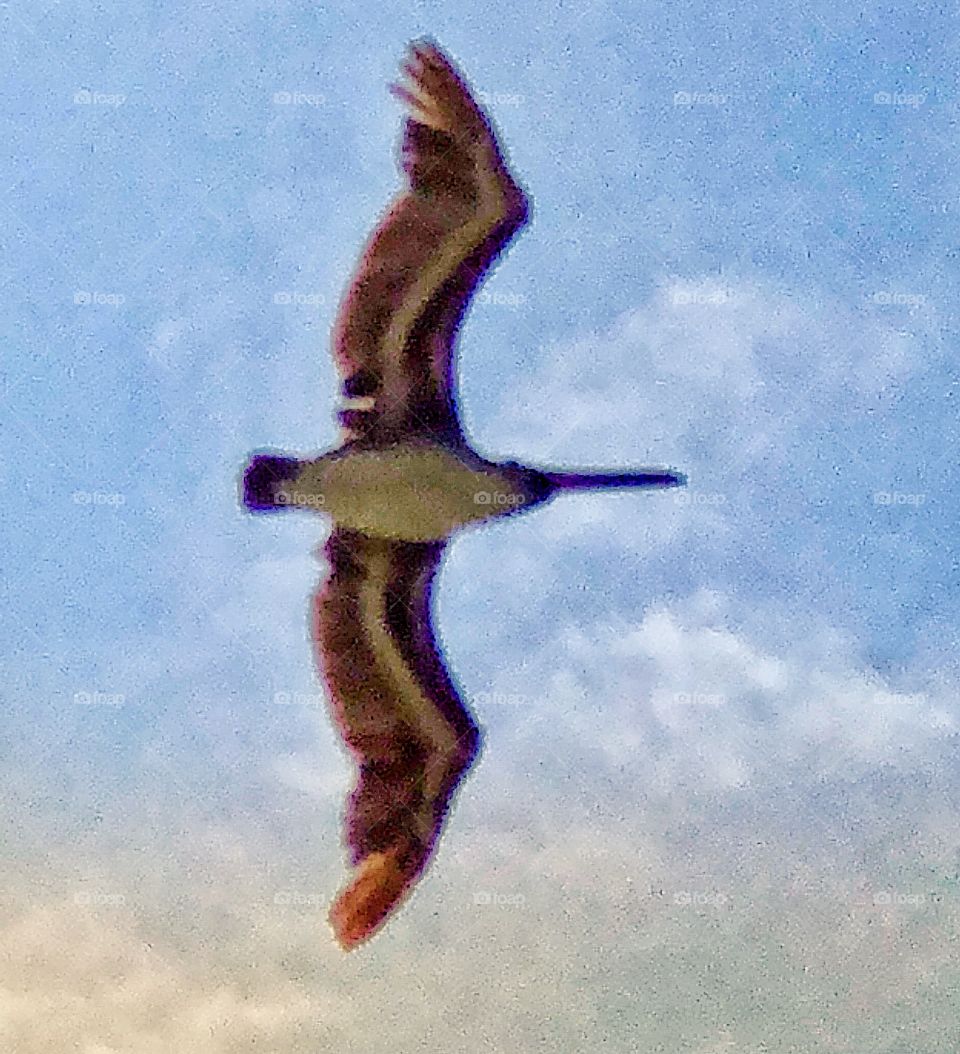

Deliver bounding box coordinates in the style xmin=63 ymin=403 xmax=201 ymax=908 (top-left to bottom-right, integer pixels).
xmin=241 ymin=39 xmax=685 ymax=951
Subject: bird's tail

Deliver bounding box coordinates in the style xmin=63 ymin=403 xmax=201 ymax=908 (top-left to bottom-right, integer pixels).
xmin=241 ymin=453 xmax=301 ymax=512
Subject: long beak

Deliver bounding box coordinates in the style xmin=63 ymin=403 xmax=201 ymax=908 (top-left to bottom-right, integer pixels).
xmin=542 ymin=469 xmax=687 ymax=491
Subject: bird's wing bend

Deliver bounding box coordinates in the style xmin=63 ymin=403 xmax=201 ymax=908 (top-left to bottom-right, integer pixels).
xmin=332 ymin=39 xmax=529 ymax=446
xmin=312 ymin=527 xmax=482 ymax=950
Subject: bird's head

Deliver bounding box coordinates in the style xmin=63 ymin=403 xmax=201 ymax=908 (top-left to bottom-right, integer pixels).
xmin=495 ymin=461 xmax=559 ymax=510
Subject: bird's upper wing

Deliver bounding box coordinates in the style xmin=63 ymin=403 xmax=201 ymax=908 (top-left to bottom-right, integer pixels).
xmin=332 ymin=39 xmax=530 ymax=446
xmin=312 ymin=527 xmax=481 ymax=949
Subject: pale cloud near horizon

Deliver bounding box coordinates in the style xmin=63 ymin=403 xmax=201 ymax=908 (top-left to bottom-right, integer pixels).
xmin=3 ymin=581 xmax=957 ymax=1050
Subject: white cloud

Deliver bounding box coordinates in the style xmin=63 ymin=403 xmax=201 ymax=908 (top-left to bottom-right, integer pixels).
xmin=502 ymin=588 xmax=956 ymax=798
xmin=489 ymin=275 xmax=923 ymax=476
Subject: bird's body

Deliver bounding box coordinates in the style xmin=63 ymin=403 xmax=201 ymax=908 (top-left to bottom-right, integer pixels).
xmin=240 ymin=39 xmax=685 ymax=951
xmin=266 ymin=438 xmax=548 ymax=542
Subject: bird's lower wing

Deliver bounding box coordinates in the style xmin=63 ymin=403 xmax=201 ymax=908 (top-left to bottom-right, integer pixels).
xmin=332 ymin=39 xmax=529 ymax=446
xmin=312 ymin=528 xmax=482 ymax=949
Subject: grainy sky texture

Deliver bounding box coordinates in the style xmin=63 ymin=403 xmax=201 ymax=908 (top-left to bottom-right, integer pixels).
xmin=2 ymin=1 xmax=959 ymax=1051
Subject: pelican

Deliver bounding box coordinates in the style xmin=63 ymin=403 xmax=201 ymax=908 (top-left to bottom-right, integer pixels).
xmin=240 ymin=39 xmax=686 ymax=950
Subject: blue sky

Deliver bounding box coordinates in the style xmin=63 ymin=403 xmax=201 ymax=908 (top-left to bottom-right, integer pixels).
xmin=2 ymin=1 xmax=958 ymax=1050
